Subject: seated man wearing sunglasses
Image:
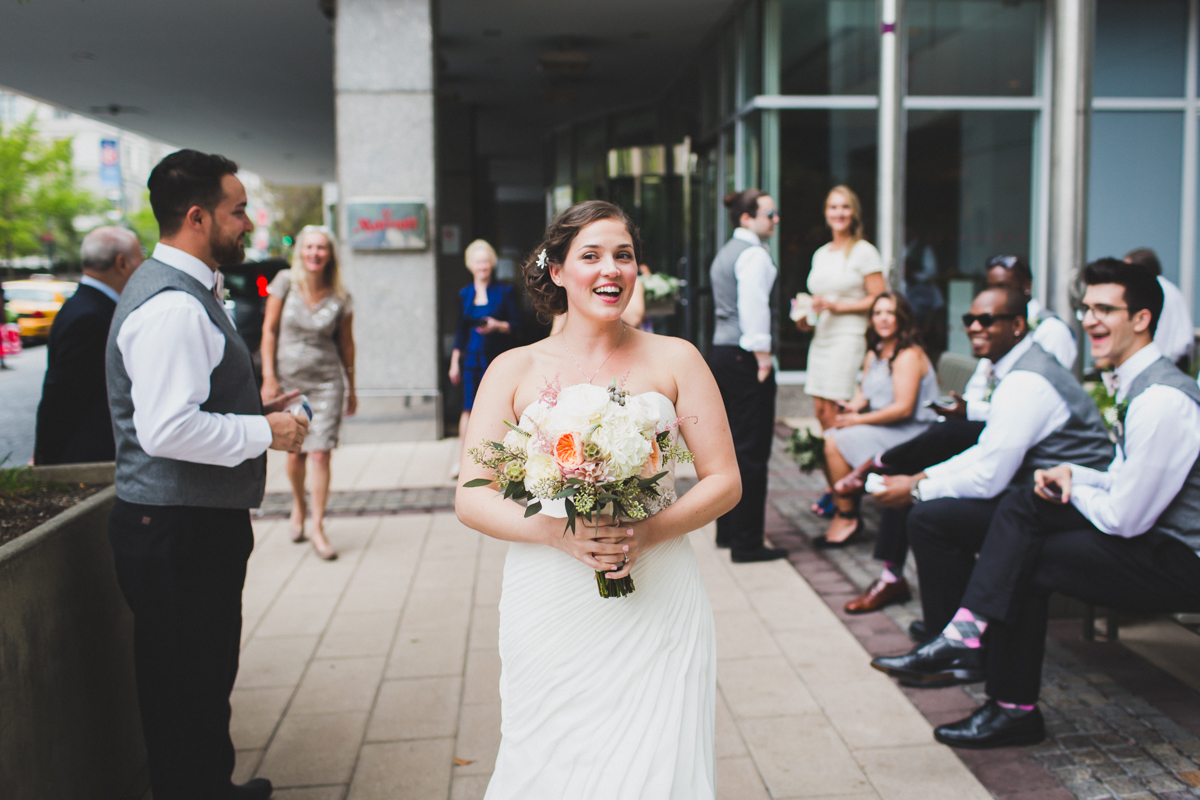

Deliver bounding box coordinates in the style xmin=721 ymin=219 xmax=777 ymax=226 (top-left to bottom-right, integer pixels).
xmin=878 ymin=258 xmax=1200 ymax=749
xmin=839 ymin=256 xmax=1081 ymax=618
xmin=864 ymin=286 xmax=1113 ymax=674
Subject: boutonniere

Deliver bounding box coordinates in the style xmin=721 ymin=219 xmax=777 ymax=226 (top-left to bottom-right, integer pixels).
xmin=1026 ymin=313 xmax=1040 ymax=331
xmin=223 ymin=288 xmax=231 ymax=302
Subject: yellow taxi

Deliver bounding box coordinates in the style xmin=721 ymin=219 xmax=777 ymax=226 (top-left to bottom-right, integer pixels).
xmin=1 ymin=276 xmax=77 ymax=341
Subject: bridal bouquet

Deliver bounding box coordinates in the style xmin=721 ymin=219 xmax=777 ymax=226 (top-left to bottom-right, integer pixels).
xmin=463 ymin=378 xmax=693 ymax=598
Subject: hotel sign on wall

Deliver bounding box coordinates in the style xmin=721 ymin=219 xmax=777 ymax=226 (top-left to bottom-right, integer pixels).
xmin=346 ymin=199 xmax=429 ymax=251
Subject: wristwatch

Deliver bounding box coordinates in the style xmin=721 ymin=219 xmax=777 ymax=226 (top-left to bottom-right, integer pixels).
xmin=910 ymin=479 xmax=923 ymax=504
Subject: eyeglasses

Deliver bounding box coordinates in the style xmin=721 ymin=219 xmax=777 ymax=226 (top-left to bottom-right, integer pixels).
xmin=962 ymin=312 xmax=1019 ymax=328
xmin=986 ymin=255 xmax=1020 ymax=270
xmin=1074 ymin=303 xmax=1129 ymax=322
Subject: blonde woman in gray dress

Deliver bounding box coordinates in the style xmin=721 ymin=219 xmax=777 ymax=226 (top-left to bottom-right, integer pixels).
xmin=261 ymin=225 xmax=356 ymax=560
xmin=798 ymin=186 xmax=887 ymax=431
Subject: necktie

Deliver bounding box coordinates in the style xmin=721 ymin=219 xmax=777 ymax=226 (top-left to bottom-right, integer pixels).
xmin=1101 ymin=370 xmax=1120 ymax=398
xmin=212 ymin=270 xmax=225 ymax=303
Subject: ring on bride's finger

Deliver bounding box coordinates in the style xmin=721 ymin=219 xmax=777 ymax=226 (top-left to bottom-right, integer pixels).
xmin=623 ymin=553 xmax=629 ymax=563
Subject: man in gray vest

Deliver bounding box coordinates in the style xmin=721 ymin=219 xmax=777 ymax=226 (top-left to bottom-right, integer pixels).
xmin=708 ymin=188 xmax=788 ymax=562
xmin=866 ymin=286 xmax=1113 ymax=682
xmin=912 ymin=258 xmax=1200 ymax=749
xmin=107 ymin=150 xmax=308 ymax=800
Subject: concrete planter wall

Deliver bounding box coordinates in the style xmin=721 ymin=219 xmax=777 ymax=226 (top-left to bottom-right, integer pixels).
xmin=0 ymin=467 xmax=147 ymax=799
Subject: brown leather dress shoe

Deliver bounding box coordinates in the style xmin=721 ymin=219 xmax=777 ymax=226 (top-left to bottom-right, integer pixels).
xmin=844 ymin=577 xmax=911 ymax=614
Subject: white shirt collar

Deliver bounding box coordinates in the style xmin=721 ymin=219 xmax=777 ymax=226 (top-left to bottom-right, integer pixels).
xmin=1114 ymin=343 xmax=1163 ymax=402
xmin=732 ymin=227 xmax=763 ymax=247
xmin=993 ymin=334 xmax=1035 ymax=380
xmin=151 ymin=242 xmax=216 ymax=290
xmin=79 ymin=274 xmax=120 ymax=303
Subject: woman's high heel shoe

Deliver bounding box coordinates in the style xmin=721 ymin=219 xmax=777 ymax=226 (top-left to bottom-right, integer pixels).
xmin=289 ymin=506 xmax=307 ymax=543
xmin=813 ymin=509 xmax=862 ymax=549
xmin=311 ymin=532 xmax=338 ymax=561
xmin=812 ymin=492 xmax=836 ymax=518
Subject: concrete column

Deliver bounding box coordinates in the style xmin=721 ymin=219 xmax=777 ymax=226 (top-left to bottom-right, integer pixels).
xmin=1047 ymin=0 xmax=1095 ymax=324
xmin=876 ymin=0 xmax=905 ymax=287
xmin=334 ymin=0 xmax=440 ymax=438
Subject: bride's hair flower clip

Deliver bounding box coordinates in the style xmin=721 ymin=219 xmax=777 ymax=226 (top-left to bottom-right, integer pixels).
xmin=536 ymin=249 xmax=548 ymax=271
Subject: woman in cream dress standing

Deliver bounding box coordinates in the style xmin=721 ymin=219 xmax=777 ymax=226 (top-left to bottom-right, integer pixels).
xmin=800 ymin=186 xmax=886 ymax=431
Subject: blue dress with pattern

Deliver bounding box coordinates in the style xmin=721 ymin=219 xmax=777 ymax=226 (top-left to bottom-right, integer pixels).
xmin=455 ymin=283 xmax=520 ymax=410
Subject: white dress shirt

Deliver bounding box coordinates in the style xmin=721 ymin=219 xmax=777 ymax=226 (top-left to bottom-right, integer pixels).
xmin=731 ymin=227 xmax=777 ymax=353
xmin=961 ymin=300 xmax=1077 ymax=421
xmin=1068 ymin=343 xmax=1200 ymax=540
xmin=115 ymin=242 xmax=273 ymax=467
xmin=1155 ymin=276 xmax=1194 ymax=362
xmin=79 ymin=274 xmax=120 ymax=303
xmin=920 ymin=336 xmax=1071 ymax=500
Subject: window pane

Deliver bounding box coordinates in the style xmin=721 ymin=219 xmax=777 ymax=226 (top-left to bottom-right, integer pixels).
xmin=906 ymin=110 xmax=1035 ymax=355
xmin=741 ymin=0 xmax=763 ymax=101
xmin=780 ymin=0 xmax=879 ymax=95
xmin=720 ymin=26 xmax=737 ymax=119
xmin=908 ymin=0 xmax=1042 ymax=96
xmin=1088 ymin=112 xmax=1183 ymax=281
xmin=1094 ymin=0 xmax=1186 ymax=97
xmin=743 ymin=112 xmax=762 ymax=189
xmin=778 ymin=109 xmax=878 ymax=369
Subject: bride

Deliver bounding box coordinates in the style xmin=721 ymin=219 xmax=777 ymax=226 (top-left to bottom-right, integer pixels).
xmin=455 ymin=200 xmax=742 ymax=799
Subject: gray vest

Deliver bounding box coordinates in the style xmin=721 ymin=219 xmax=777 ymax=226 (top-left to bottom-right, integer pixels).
xmin=1009 ymin=342 xmax=1114 ymax=482
xmin=711 ymin=235 xmax=776 ymax=349
xmin=106 ymin=258 xmax=267 ymax=508
xmin=1119 ymin=357 xmax=1200 ymax=552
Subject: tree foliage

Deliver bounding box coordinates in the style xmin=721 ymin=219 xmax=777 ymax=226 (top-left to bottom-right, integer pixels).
xmin=266 ymin=183 xmax=323 ymax=251
xmin=0 ymin=115 xmax=99 ymax=263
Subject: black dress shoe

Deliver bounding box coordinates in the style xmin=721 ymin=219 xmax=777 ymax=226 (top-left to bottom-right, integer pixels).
xmin=731 ymin=547 xmax=789 ymax=563
xmin=934 ymin=700 xmax=1045 ymax=749
xmin=870 ymin=636 xmax=985 ymax=686
xmin=908 ymin=619 xmax=934 ymax=644
xmin=230 ymin=778 xmax=273 ymax=799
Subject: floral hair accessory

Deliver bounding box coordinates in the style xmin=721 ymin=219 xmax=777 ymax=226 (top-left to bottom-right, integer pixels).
xmin=536 ymin=249 xmax=548 ymax=270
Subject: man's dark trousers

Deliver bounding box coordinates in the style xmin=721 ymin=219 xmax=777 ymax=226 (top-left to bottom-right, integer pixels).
xmin=109 ymin=499 xmax=253 ymax=800
xmin=871 ymin=419 xmax=986 ymax=568
xmin=709 ymin=345 xmax=776 ymax=555
xmin=951 ymin=486 xmax=1200 ymax=704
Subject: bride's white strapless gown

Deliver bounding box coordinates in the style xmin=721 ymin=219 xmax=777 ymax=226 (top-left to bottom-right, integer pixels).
xmin=484 ymin=392 xmax=717 ymax=800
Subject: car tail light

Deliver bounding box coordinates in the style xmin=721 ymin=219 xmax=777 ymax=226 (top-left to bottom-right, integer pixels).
xmin=31 ymin=311 xmax=44 ymax=318
xmin=257 ymin=275 xmax=269 ymax=297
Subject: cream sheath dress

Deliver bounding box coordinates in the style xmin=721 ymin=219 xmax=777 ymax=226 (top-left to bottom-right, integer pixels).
xmin=804 ymin=239 xmax=885 ymax=401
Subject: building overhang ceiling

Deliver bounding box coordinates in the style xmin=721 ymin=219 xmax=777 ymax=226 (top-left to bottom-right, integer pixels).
xmin=0 ymin=0 xmax=734 ymax=184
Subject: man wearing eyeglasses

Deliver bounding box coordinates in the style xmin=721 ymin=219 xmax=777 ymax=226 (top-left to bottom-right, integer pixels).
xmin=865 ymin=285 xmax=1113 ymax=682
xmin=881 ymin=258 xmax=1200 ymax=749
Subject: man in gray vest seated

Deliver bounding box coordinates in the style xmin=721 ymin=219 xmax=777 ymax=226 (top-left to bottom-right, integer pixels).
xmin=900 ymin=258 xmax=1200 ymax=750
xmin=866 ymin=286 xmax=1113 ymax=679
xmin=106 ymin=150 xmax=309 ymax=800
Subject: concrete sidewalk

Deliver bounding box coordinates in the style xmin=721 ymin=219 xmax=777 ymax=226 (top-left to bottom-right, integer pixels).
xmin=233 ymin=443 xmax=991 ymax=799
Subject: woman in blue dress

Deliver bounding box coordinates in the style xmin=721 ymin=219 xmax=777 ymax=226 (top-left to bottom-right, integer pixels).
xmin=449 ymin=239 xmax=520 ymax=467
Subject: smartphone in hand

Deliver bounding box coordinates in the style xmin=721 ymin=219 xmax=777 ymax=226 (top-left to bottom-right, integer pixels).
xmin=1041 ymin=478 xmax=1064 ymax=502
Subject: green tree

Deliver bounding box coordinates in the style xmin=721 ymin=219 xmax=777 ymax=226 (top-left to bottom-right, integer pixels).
xmin=127 ymin=191 xmax=159 ymax=248
xmin=0 ymin=115 xmax=99 ymax=268
xmin=266 ymin=183 xmax=323 ymax=253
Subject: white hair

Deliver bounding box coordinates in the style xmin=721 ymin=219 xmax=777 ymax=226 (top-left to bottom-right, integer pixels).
xmin=80 ymin=226 xmax=141 ymax=272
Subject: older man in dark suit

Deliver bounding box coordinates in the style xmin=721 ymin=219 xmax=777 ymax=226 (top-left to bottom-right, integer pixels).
xmin=34 ymin=226 xmax=143 ymax=464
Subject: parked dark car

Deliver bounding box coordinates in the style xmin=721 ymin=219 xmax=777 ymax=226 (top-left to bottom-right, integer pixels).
xmin=222 ymin=259 xmax=289 ymax=383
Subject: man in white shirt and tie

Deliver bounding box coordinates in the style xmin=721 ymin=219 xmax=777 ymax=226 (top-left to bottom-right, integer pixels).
xmin=707 ymin=188 xmax=788 ymax=562
xmin=106 ymin=150 xmax=308 ymax=800
xmin=879 ymin=258 xmax=1200 ymax=750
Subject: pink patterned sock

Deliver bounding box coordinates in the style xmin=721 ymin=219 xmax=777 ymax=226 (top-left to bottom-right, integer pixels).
xmin=997 ymin=701 xmax=1036 ymax=711
xmin=880 ymin=565 xmax=900 ymax=584
xmin=941 ymin=608 xmax=988 ymax=649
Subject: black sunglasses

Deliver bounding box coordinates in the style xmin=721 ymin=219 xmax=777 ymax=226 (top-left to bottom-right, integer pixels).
xmin=962 ymin=312 xmax=1020 ymax=328
xmin=986 ymin=255 xmax=1020 ymax=270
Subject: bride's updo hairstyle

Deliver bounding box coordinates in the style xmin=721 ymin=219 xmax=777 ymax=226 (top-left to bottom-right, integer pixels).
xmin=523 ymin=200 xmax=643 ymax=321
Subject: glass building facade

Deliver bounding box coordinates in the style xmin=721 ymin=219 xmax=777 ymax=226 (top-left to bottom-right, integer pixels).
xmin=544 ymin=0 xmax=1200 ymax=369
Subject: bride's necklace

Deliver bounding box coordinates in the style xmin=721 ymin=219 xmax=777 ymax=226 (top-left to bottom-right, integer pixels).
xmin=562 ymin=324 xmax=626 ymax=385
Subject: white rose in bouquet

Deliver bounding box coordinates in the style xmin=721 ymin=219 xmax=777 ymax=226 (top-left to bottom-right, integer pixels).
xmin=546 ymin=383 xmax=609 ymax=437
xmin=502 ymin=427 xmax=529 ymax=456
xmin=524 ymin=453 xmax=564 ymax=497
xmin=593 ymin=406 xmax=653 ymax=481
xmin=623 ymin=393 xmax=662 ymax=435
xmin=521 ymin=400 xmax=552 ymax=432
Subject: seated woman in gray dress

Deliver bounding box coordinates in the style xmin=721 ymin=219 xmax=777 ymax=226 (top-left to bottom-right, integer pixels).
xmin=261 ymin=225 xmax=356 ymax=561
xmin=816 ymin=292 xmax=938 ymax=548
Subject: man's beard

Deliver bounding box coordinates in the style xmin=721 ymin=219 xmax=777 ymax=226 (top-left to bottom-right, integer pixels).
xmin=210 ymin=227 xmax=245 ymax=267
